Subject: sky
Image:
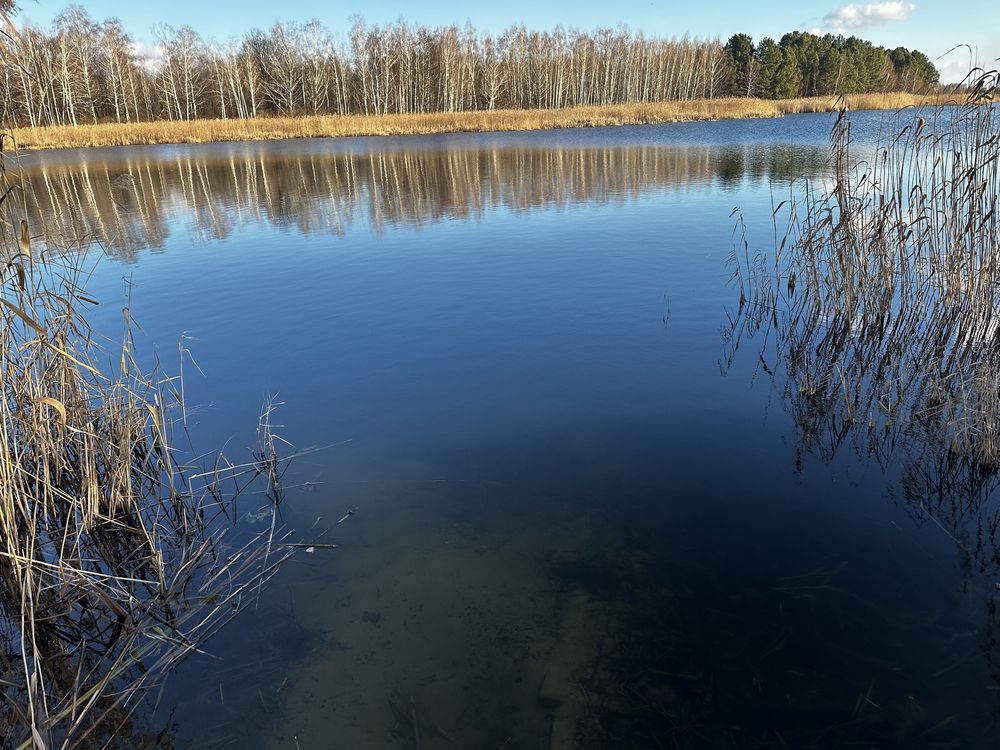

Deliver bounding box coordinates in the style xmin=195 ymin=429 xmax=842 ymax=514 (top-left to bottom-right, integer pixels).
xmin=16 ymin=0 xmax=999 ymax=83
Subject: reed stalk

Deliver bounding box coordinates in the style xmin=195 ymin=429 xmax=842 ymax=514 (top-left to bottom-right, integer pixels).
xmin=724 ymin=67 xmax=1000 ymax=534
xmin=0 ymin=36 xmax=295 ymax=750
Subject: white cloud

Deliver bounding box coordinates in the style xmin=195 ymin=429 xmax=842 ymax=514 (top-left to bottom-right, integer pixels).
xmin=130 ymin=41 xmax=166 ymax=74
xmin=821 ymin=2 xmax=915 ymax=33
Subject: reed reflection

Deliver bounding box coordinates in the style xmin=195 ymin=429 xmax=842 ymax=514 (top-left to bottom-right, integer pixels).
xmin=17 ymin=142 xmax=827 ymax=261
xmin=723 ymin=94 xmax=1000 ymax=697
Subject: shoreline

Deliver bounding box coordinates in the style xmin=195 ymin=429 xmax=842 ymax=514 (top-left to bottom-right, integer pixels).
xmin=10 ymin=92 xmax=956 ymax=151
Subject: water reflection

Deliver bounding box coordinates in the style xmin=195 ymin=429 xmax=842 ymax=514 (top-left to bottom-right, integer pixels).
xmin=722 ymin=102 xmax=1000 ymax=719
xmin=724 ymin=253 xmax=1000 ymax=667
xmin=17 ymin=119 xmax=995 ymax=746
xmin=16 ymin=142 xmax=827 ymax=260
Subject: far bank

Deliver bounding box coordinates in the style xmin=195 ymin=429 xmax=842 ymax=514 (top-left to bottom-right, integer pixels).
xmin=11 ymin=92 xmax=956 ymax=151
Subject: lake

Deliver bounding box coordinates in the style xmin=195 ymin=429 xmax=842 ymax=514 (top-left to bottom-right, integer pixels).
xmin=14 ymin=111 xmax=1000 ymax=748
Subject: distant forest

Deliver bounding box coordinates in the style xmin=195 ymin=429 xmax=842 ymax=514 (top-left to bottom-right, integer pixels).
xmin=1 ymin=6 xmax=941 ymax=128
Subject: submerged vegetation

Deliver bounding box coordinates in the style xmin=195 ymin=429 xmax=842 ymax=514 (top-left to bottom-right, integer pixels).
xmin=4 ymin=0 xmax=999 ymax=745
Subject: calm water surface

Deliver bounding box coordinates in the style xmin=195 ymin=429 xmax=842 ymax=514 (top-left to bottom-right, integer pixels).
xmin=16 ymin=112 xmax=1000 ymax=748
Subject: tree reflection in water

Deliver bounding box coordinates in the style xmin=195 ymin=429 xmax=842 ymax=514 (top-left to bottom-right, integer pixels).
xmin=15 ymin=140 xmax=827 ymax=261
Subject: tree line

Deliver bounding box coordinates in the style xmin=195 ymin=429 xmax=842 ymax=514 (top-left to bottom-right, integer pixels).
xmin=724 ymin=31 xmax=939 ymax=99
xmin=0 ymin=5 xmax=941 ymax=128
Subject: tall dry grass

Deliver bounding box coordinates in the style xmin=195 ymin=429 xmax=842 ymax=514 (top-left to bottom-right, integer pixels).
xmin=11 ymin=92 xmax=957 ymax=150
xmin=0 ymin=125 xmax=294 ymax=749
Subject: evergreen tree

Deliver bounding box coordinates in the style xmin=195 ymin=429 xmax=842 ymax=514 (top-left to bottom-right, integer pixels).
xmin=724 ymin=33 xmax=756 ymax=96
xmin=755 ymin=37 xmax=782 ymax=98
xmin=729 ymin=30 xmax=939 ymax=99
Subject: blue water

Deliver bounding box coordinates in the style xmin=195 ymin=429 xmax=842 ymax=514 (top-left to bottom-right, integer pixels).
xmin=16 ymin=111 xmax=999 ymax=748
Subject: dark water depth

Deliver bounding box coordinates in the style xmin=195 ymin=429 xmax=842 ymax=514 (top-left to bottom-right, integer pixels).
xmin=12 ymin=112 xmax=1000 ymax=748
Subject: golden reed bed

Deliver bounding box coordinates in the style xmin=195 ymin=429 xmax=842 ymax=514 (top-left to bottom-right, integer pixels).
xmin=11 ymin=92 xmax=956 ymax=150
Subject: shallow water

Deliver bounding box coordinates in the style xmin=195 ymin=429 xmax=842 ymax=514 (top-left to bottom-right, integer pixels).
xmin=14 ymin=111 xmax=1000 ymax=748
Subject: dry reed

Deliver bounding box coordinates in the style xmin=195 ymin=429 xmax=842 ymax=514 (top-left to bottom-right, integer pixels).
xmin=0 ymin=138 xmax=294 ymax=747
xmin=725 ymin=70 xmax=1000 ymax=507
xmin=11 ymin=92 xmax=957 ymax=151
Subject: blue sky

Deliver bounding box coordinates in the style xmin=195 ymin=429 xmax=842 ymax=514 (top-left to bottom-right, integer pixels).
xmin=18 ymin=1 xmax=998 ymax=82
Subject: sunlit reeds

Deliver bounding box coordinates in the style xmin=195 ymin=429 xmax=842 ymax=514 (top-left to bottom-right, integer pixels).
xmin=11 ymin=92 xmax=957 ymax=151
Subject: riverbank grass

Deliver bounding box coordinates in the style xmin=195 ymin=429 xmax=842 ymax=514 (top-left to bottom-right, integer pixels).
xmin=12 ymin=92 xmax=956 ymax=150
